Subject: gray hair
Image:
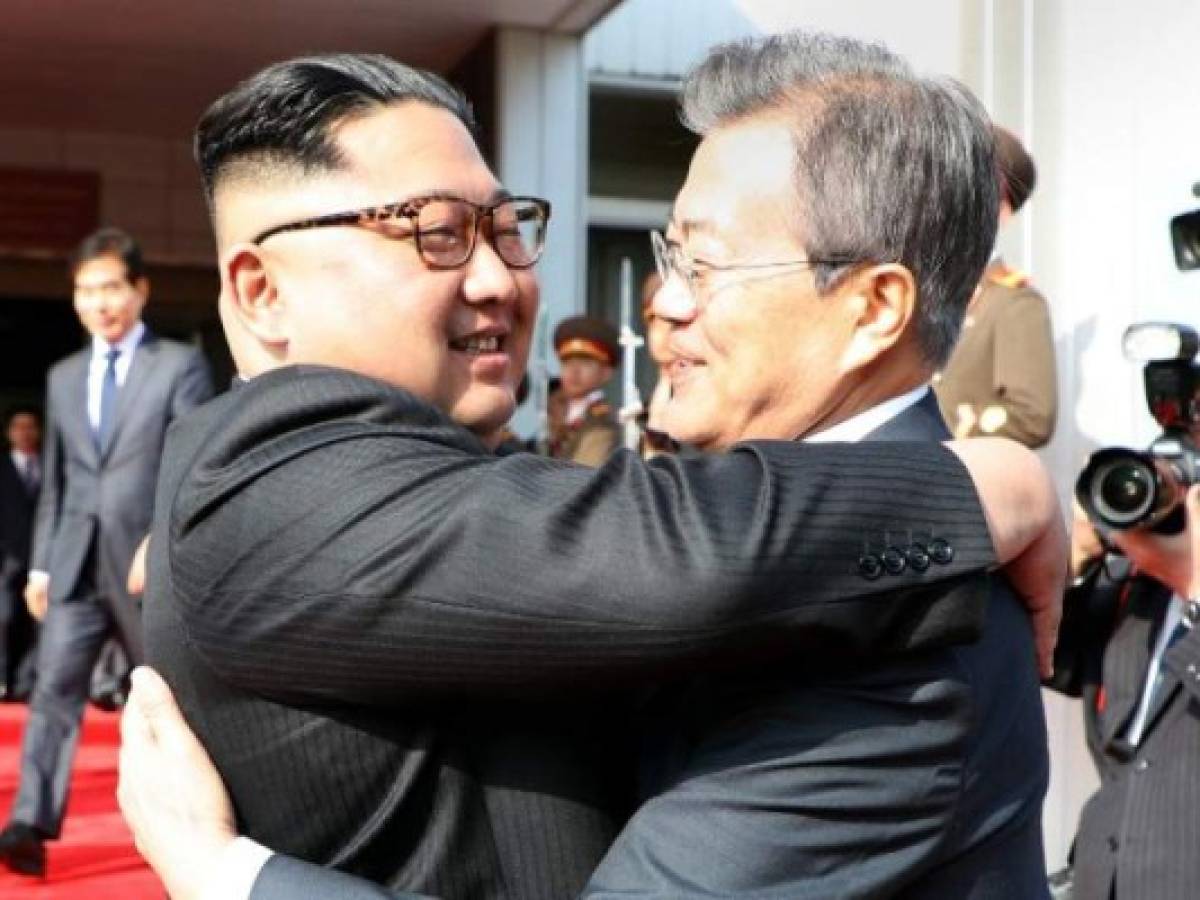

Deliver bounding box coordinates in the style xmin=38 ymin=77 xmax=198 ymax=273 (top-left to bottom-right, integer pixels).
xmin=681 ymin=32 xmax=997 ymax=366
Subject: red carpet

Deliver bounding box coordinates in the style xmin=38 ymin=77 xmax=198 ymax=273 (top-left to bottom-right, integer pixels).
xmin=0 ymin=703 xmax=162 ymax=898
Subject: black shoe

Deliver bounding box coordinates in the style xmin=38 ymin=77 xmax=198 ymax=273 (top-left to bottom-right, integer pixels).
xmin=7 ymin=684 xmax=31 ymax=703
xmin=0 ymin=822 xmax=46 ymax=877
xmin=90 ymin=688 xmax=126 ymax=712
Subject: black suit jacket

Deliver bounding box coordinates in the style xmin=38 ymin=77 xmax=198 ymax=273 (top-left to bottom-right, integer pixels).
xmin=0 ymin=453 xmax=37 ymax=579
xmin=583 ymin=390 xmax=1050 ymax=898
xmin=1051 ymin=563 xmax=1200 ymax=899
xmin=144 ymin=367 xmax=999 ymax=899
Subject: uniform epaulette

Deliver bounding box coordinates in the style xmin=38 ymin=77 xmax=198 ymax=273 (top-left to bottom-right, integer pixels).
xmin=988 ymin=265 xmax=1030 ymax=289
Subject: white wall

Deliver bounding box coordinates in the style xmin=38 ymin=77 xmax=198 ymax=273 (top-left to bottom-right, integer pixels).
xmin=586 ymin=0 xmax=758 ymax=79
xmin=495 ymin=27 xmax=589 ymax=436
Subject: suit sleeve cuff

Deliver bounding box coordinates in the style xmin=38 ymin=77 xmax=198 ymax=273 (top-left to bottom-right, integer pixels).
xmin=202 ymin=837 xmax=273 ymax=900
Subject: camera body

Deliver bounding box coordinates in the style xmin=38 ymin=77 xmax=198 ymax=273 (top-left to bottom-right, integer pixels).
xmin=1075 ymin=323 xmax=1200 ymax=530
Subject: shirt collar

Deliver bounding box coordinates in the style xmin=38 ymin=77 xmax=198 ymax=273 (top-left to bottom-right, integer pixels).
xmin=566 ymin=389 xmax=605 ymax=425
xmin=804 ymin=384 xmax=930 ymax=444
xmin=91 ymin=321 xmax=145 ymax=362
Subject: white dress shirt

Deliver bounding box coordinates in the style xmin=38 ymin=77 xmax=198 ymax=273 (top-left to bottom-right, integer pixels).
xmin=87 ymin=321 xmax=146 ymax=434
xmin=804 ymin=384 xmax=930 ymax=444
xmin=565 ymin=388 xmax=606 ymax=426
xmin=10 ymin=450 xmax=38 ymax=488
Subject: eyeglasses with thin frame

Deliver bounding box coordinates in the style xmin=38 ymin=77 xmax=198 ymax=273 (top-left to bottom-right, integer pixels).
xmin=650 ymin=230 xmax=858 ymax=297
xmin=252 ymin=195 xmax=552 ymax=270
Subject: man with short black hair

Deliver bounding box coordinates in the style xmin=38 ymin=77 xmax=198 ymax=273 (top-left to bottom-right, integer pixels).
xmin=0 ymin=227 xmax=213 ymax=877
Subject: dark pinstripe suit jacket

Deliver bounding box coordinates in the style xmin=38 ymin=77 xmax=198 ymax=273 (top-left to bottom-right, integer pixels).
xmin=144 ymin=366 xmax=999 ymax=899
xmin=1054 ymin=565 xmax=1200 ymax=900
xmin=584 ymin=391 xmax=1050 ymax=898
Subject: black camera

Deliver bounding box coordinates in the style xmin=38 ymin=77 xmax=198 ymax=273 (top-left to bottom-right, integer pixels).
xmin=1075 ymin=323 xmax=1200 ymax=530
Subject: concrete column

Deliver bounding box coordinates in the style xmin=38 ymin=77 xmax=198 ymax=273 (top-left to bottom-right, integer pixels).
xmin=495 ymin=27 xmax=588 ymax=435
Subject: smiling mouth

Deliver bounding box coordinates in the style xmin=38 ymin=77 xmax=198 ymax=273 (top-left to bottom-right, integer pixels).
xmin=667 ymin=358 xmax=702 ymax=381
xmin=449 ymin=334 xmax=505 ymax=355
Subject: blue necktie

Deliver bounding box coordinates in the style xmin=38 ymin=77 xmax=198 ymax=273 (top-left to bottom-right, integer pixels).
xmin=97 ymin=348 xmax=120 ymax=451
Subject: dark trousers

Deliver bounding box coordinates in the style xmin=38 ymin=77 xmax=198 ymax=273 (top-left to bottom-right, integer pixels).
xmin=9 ymin=591 xmax=139 ymax=837
xmin=0 ymin=571 xmax=37 ymax=696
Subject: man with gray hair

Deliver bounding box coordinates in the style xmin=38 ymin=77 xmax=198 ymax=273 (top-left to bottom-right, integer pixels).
xmin=119 ymin=32 xmax=1054 ymax=900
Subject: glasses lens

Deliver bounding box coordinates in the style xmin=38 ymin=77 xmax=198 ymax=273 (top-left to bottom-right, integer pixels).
xmin=417 ymin=200 xmax=475 ymax=266
xmin=492 ymin=200 xmax=546 ymax=267
xmin=650 ymin=231 xmax=671 ymax=282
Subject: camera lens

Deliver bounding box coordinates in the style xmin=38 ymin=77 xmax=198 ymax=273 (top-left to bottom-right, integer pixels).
xmin=1099 ymin=464 xmax=1151 ymax=513
xmin=1091 ymin=458 xmax=1157 ymax=526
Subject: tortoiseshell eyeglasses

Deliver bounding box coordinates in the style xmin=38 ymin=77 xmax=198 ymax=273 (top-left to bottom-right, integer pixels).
xmin=251 ymin=194 xmax=551 ymax=270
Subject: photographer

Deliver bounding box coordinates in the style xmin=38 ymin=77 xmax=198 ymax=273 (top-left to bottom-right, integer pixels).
xmin=1054 ymin=482 xmax=1200 ymax=899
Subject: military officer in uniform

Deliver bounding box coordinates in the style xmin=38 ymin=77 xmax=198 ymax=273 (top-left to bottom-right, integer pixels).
xmin=551 ymin=315 xmax=621 ymax=466
xmin=935 ymin=125 xmax=1057 ymax=448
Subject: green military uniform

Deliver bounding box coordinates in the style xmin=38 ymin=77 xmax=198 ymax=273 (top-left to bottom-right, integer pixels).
xmin=552 ymin=316 xmax=621 ymax=467
xmin=934 ymin=260 xmax=1057 ymax=448
xmin=559 ymin=395 xmax=620 ymax=466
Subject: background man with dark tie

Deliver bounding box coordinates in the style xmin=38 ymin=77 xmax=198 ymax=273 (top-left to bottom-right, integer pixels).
xmin=0 ymin=227 xmax=214 ymax=877
xmin=0 ymin=407 xmax=42 ymax=702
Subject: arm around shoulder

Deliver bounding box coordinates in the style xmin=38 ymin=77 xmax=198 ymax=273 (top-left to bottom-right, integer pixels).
xmin=251 ymin=854 xmax=433 ymax=900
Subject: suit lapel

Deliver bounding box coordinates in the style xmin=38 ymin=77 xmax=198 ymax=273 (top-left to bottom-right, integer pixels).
xmin=62 ymin=350 xmax=101 ymax=469
xmin=1099 ymin=587 xmax=1167 ymax=746
xmin=1130 ymin=585 xmax=1186 ymax=740
xmin=861 ymin=389 xmax=949 ymax=443
xmin=101 ymin=330 xmax=159 ymax=464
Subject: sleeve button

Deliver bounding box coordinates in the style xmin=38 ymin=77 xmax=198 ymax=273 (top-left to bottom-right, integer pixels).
xmin=929 ymin=538 xmax=955 ymax=565
xmin=858 ymin=554 xmax=883 ymax=580
xmin=881 ymin=547 xmax=907 ymax=575
xmin=906 ymin=543 xmax=931 ymax=572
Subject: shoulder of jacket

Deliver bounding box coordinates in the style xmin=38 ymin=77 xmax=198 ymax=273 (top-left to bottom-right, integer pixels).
xmin=986 ymin=263 xmax=1031 ymax=290
xmin=49 ymin=348 xmax=88 ymax=378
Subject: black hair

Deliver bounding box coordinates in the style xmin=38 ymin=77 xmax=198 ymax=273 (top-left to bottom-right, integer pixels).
xmin=195 ymin=53 xmax=475 ymax=204
xmin=70 ymin=227 xmax=146 ymax=283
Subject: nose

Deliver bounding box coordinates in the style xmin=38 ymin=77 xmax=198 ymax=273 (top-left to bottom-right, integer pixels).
xmin=461 ymin=238 xmax=520 ymax=307
xmin=651 ymin=272 xmax=698 ymax=324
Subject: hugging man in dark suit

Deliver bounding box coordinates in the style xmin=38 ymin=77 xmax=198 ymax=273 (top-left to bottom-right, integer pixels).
xmin=0 ymin=407 xmax=42 ymax=701
xmin=0 ymin=228 xmax=214 ymax=877
xmin=117 ymin=43 xmax=1063 ymax=900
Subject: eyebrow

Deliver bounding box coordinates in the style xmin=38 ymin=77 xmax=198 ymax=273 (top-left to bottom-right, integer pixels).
xmin=416 ymin=187 xmax=513 ymax=206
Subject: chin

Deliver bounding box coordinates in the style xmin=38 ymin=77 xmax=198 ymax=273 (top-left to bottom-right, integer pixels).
xmin=661 ymin=403 xmax=716 ymax=449
xmin=454 ymin=394 xmax=515 ymax=437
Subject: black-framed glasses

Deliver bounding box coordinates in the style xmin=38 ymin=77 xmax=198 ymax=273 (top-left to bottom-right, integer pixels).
xmin=252 ymin=195 xmax=552 ymax=269
xmin=650 ymin=230 xmax=858 ymax=296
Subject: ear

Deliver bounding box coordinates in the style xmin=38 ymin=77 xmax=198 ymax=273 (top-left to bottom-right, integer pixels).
xmin=133 ymin=275 xmax=151 ymax=303
xmin=221 ymin=243 xmax=289 ymax=350
xmin=838 ymin=263 xmax=916 ymax=373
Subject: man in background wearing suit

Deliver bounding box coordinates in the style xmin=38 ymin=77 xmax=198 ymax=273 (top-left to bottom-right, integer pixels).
xmin=1049 ymin=489 xmax=1200 ymax=899
xmin=117 ymin=45 xmax=1064 ymax=900
xmin=0 ymin=407 xmax=42 ymax=702
xmin=0 ymin=228 xmax=214 ymax=877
